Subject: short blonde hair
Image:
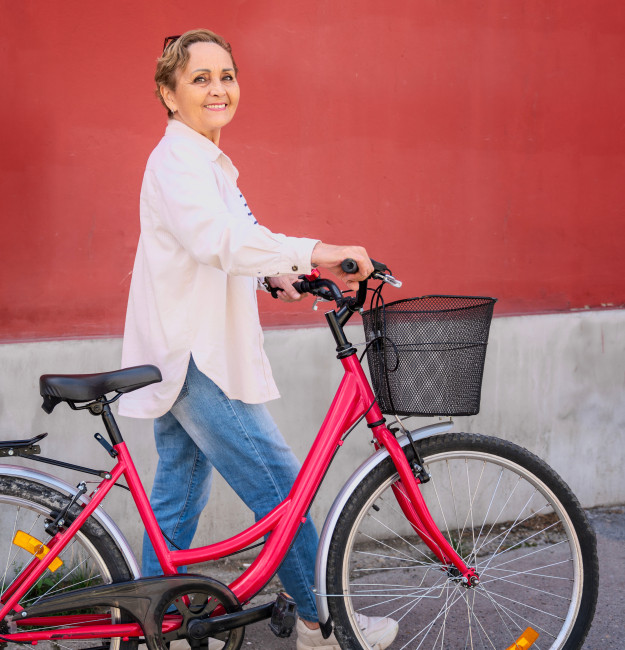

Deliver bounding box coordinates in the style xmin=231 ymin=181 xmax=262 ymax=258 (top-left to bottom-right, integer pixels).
xmin=155 ymin=29 xmax=239 ymax=117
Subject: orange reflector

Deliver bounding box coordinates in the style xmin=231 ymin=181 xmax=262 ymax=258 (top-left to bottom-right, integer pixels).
xmin=505 ymin=627 xmax=539 ymax=650
xmin=13 ymin=531 xmax=63 ymax=572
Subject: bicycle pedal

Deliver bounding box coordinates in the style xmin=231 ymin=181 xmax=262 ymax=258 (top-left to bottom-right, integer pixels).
xmin=268 ymin=592 xmax=297 ymax=638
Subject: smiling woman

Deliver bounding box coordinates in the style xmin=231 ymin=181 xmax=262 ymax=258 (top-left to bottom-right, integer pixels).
xmin=157 ymin=36 xmax=240 ymax=144
xmin=118 ymin=27 xmax=393 ymax=650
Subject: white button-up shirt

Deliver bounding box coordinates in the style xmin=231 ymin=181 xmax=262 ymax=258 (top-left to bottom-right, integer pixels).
xmin=119 ymin=120 xmax=318 ymax=418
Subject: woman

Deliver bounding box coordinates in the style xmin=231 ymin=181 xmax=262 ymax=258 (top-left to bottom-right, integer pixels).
xmin=120 ymin=29 xmax=397 ymax=650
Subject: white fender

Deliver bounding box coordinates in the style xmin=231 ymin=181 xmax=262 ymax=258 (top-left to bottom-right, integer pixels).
xmin=0 ymin=464 xmax=141 ymax=579
xmin=314 ymin=421 xmax=453 ymax=628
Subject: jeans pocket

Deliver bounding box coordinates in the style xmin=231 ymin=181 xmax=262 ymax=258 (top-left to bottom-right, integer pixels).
xmin=172 ymin=379 xmax=189 ymax=408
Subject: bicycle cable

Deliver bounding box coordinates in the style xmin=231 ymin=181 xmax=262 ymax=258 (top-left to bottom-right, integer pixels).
xmin=340 ymin=398 xmax=377 ymax=443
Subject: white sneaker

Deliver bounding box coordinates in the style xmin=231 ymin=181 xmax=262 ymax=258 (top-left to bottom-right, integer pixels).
xmin=169 ymin=639 xmax=225 ymax=650
xmin=296 ymin=613 xmax=398 ymax=650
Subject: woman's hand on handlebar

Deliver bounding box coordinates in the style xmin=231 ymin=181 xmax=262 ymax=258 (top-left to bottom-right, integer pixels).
xmin=311 ymin=243 xmax=374 ymax=291
xmin=266 ymin=274 xmax=306 ymax=302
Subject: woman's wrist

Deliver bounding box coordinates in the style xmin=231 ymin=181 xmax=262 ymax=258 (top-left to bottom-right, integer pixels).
xmin=311 ymin=242 xmax=333 ymax=268
xmin=310 ymin=241 xmax=323 ymax=267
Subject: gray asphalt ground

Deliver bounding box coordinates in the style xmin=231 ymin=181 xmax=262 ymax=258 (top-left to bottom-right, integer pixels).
xmin=205 ymin=505 xmax=624 ymax=649
xmin=583 ymin=505 xmax=624 ymax=649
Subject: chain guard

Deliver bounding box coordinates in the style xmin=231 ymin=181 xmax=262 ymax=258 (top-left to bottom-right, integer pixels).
xmin=20 ymin=574 xmax=243 ymax=650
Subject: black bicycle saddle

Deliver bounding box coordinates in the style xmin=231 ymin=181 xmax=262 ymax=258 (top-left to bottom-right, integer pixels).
xmin=40 ymin=365 xmax=162 ymax=413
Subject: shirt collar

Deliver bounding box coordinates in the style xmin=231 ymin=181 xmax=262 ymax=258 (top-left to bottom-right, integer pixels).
xmin=164 ymin=119 xmax=239 ymax=182
xmin=165 ymin=119 xmax=223 ymax=161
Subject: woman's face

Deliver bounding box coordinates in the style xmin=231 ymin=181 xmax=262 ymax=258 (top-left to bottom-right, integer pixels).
xmin=161 ymin=41 xmax=240 ymax=144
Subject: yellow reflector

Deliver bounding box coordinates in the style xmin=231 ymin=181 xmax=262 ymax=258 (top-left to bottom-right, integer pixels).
xmin=505 ymin=627 xmax=539 ymax=650
xmin=13 ymin=530 xmax=63 ymax=572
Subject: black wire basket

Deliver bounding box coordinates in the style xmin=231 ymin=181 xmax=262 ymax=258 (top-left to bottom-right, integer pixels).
xmin=361 ymin=295 xmax=497 ymax=416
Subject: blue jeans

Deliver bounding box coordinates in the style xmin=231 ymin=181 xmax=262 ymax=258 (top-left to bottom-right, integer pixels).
xmin=142 ymin=357 xmax=319 ymax=621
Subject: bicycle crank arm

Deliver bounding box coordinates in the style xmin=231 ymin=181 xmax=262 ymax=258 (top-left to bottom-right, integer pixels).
xmin=187 ymin=601 xmax=274 ymax=637
xmin=187 ymin=591 xmax=297 ymax=640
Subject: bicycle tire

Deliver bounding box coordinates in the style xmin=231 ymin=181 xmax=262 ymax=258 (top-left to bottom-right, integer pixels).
xmin=0 ymin=475 xmax=137 ymax=650
xmin=326 ymin=433 xmax=598 ymax=650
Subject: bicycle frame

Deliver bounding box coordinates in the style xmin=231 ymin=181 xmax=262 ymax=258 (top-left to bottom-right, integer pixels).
xmin=0 ymin=345 xmax=474 ymax=643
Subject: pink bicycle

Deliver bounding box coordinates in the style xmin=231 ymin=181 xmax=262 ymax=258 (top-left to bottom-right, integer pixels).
xmin=0 ymin=260 xmax=598 ymax=649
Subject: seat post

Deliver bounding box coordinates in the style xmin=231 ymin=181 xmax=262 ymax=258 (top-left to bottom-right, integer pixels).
xmin=100 ymin=402 xmax=124 ymax=446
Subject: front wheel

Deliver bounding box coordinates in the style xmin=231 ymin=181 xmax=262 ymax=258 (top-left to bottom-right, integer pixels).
xmin=326 ymin=433 xmax=598 ymax=650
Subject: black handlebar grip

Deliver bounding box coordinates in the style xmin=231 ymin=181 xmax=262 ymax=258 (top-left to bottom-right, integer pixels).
xmin=341 ymin=259 xmax=359 ymax=274
xmin=292 ymin=280 xmax=308 ymax=294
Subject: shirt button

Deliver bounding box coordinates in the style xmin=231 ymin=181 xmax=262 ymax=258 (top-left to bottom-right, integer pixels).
xmin=292 ymin=265 xmax=298 ymax=272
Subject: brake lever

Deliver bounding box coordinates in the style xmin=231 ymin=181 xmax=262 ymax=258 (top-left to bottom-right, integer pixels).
xmin=341 ymin=258 xmax=402 ymax=288
xmin=312 ymin=295 xmax=331 ymax=311
xmin=372 ymin=270 xmax=402 ymax=288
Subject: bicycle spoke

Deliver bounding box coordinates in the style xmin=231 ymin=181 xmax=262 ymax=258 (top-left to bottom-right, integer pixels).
xmin=463 ymin=587 xmax=472 ymax=649
xmin=24 ymin=540 xmax=95 ymax=605
xmin=356 ymin=526 xmax=433 ymax=564
xmin=484 ymin=557 xmax=574 ymax=581
xmin=458 ymin=458 xmax=479 ymax=555
xmin=486 ymin=538 xmax=568 ymax=572
xmin=445 ymin=460 xmax=461 ymax=548
xmin=484 ymin=588 xmax=566 ymax=622
xmin=471 ymin=584 xmax=559 ymax=650
xmin=1 ymin=503 xmax=22 ymax=594
xmin=424 ymin=473 xmax=454 ymax=558
xmin=399 ymin=585 xmax=465 ymax=650
xmin=347 ymin=575 xmax=449 ymax=617
xmin=390 ymin=583 xmax=445 ymax=622
xmin=21 ymin=614 xmax=116 ymax=632
xmin=472 ymin=502 xmax=554 ymax=558
xmin=465 ymin=594 xmax=485 ymax=648
xmin=472 ymin=584 xmax=557 ymax=640
xmin=22 ymin=571 xmax=102 ymax=606
xmin=468 ymin=581 xmax=521 ymax=646
xmin=477 ymin=482 xmax=534 ymax=570
xmin=470 ymin=466 xmax=505 ymax=562
xmin=480 ymin=573 xmax=572 ymax=601
xmin=366 ymin=511 xmax=445 ymax=564
xmin=456 ymin=584 xmax=519 ymax=649
xmin=354 ymin=548 xmax=437 ymax=569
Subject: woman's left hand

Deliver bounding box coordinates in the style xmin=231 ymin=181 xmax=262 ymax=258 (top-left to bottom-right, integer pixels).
xmin=266 ymin=275 xmax=307 ymax=302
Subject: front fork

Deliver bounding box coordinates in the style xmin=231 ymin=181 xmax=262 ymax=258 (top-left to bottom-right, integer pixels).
xmin=372 ymin=424 xmax=480 ymax=587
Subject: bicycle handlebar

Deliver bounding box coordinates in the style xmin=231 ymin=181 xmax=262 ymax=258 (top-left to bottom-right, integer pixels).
xmin=292 ymin=258 xmax=401 ymax=311
xmin=292 ymin=277 xmax=343 ymax=302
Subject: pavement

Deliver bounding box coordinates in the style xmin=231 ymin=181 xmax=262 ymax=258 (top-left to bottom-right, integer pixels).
xmin=583 ymin=505 xmax=624 ymax=649
xmin=202 ymin=504 xmax=624 ymax=649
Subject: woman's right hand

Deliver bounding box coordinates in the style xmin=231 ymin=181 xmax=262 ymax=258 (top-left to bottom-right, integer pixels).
xmin=311 ymin=243 xmax=374 ymax=292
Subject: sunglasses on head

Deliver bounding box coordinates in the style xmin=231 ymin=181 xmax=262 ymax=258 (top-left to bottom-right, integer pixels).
xmin=162 ymin=35 xmax=181 ymax=53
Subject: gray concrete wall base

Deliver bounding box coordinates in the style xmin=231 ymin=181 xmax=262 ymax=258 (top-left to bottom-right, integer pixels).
xmin=1 ymin=309 xmax=623 ymax=560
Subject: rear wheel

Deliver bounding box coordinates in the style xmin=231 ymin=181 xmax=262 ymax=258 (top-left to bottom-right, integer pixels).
xmin=327 ymin=433 xmax=598 ymax=649
xmin=0 ymin=476 xmax=137 ymax=650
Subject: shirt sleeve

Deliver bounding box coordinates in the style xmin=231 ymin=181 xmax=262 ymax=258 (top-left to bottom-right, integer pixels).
xmin=147 ymin=139 xmax=318 ymax=277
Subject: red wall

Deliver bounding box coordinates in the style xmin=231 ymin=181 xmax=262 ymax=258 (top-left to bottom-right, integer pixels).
xmin=2 ymin=1 xmax=624 ymax=341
